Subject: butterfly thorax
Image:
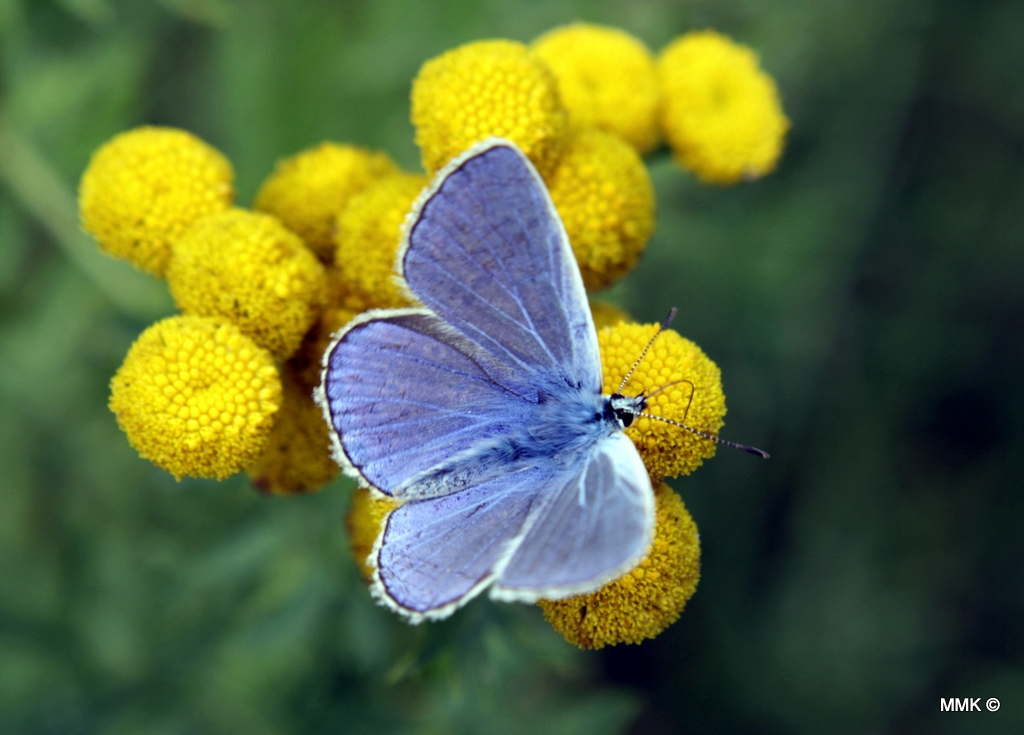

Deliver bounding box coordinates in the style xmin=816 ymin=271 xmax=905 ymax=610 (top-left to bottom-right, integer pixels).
xmin=465 ymin=387 xmax=647 ymax=467
xmin=394 ymin=384 xmax=636 ymax=499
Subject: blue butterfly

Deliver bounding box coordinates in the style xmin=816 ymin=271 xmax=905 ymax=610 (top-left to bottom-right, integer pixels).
xmin=317 ymin=139 xmax=657 ymax=622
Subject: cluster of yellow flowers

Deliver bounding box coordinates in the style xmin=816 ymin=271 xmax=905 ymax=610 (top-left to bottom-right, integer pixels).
xmin=79 ymin=24 xmax=786 ymax=649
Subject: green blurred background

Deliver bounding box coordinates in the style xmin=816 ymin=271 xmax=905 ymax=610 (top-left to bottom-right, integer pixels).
xmin=1 ymin=0 xmax=1022 ymax=733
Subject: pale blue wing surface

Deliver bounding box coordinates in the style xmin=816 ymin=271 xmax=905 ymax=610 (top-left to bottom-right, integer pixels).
xmin=492 ymin=432 xmax=655 ymax=600
xmin=400 ymin=141 xmax=602 ymax=399
xmin=375 ymin=465 xmax=553 ymax=619
xmin=322 ymin=310 xmax=534 ymax=496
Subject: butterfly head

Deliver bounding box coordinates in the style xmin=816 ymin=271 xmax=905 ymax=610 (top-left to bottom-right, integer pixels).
xmin=608 ymin=308 xmax=771 ymax=459
xmin=606 ymin=393 xmax=647 ymax=429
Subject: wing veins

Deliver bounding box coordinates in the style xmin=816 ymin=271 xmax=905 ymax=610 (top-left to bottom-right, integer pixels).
xmin=344 ymin=343 xmax=503 ymax=386
xmin=413 ymin=258 xmax=549 ymax=376
xmin=467 ymin=187 xmax=563 ymax=369
xmin=339 ymin=395 xmax=493 ymax=414
xmin=439 ymin=206 xmax=530 ymax=316
xmin=342 ymin=416 xmax=493 ymax=438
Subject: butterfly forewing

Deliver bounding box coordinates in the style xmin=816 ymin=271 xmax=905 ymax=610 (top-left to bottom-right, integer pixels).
xmin=399 ymin=141 xmax=602 ymax=398
xmin=321 ymin=309 xmax=532 ymax=496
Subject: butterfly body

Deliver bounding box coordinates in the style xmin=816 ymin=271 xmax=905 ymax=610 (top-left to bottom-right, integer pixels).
xmin=317 ymin=139 xmax=655 ymax=622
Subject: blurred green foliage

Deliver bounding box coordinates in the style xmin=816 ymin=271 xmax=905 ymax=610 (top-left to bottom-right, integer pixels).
xmin=1 ymin=0 xmax=1022 ymax=733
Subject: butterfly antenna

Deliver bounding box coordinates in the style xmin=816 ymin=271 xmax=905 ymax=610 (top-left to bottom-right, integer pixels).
xmin=617 ymin=308 xmax=678 ymax=394
xmin=644 ymin=378 xmax=694 ymax=401
xmin=645 ymin=378 xmax=697 ymax=429
xmin=638 ymin=412 xmax=771 ymax=459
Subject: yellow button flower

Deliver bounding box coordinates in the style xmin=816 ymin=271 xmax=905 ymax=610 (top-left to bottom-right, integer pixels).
xmin=411 ymin=39 xmax=568 ymax=176
xmin=589 ymin=299 xmax=632 ymax=330
xmin=167 ymin=209 xmax=327 ymax=361
xmin=533 ymin=24 xmax=660 ymax=154
xmin=539 ymin=482 xmax=700 ymax=649
xmin=546 ymin=128 xmax=654 ymax=292
xmin=247 ymin=364 xmax=338 ymax=495
xmin=253 ymin=142 xmax=398 ymax=262
xmin=347 ymin=487 xmax=401 ymax=579
xmin=599 ymin=321 xmax=725 ymax=479
xmin=79 ymin=126 xmax=234 ymax=278
xmin=109 ymin=315 xmax=281 ymax=480
xmin=333 ymin=172 xmax=426 ymax=309
xmin=658 ymin=30 xmax=789 ymax=185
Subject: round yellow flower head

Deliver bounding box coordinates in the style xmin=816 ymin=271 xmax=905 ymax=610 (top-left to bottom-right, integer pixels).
xmin=79 ymin=126 xmax=234 ymax=278
xmin=334 ymin=172 xmax=427 ymax=309
xmin=658 ymin=30 xmax=789 ymax=185
xmin=589 ymin=300 xmax=632 ymax=330
xmin=547 ymin=128 xmax=654 ymax=291
xmin=167 ymin=208 xmax=327 ymax=361
xmin=253 ymin=143 xmax=398 ymax=262
xmin=411 ymin=39 xmax=567 ymax=176
xmin=539 ymin=482 xmax=700 ymax=649
xmin=109 ymin=315 xmax=281 ymax=480
xmin=247 ymin=364 xmax=337 ymax=495
xmin=533 ymin=24 xmax=660 ymax=154
xmin=599 ymin=321 xmax=725 ymax=479
xmin=290 ymin=304 xmax=359 ymax=390
xmin=347 ymin=487 xmax=401 ymax=578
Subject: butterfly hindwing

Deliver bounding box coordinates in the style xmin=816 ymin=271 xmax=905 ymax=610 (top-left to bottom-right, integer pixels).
xmin=372 ymin=465 xmax=552 ymax=621
xmin=372 ymin=433 xmax=654 ymax=619
xmin=493 ymin=432 xmax=655 ymax=601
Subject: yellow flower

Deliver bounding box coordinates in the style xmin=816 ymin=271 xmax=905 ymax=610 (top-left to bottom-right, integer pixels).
xmin=599 ymin=321 xmax=725 ymax=479
xmin=546 ymin=128 xmax=654 ymax=291
xmin=109 ymin=315 xmax=281 ymax=480
xmin=167 ymin=209 xmax=327 ymax=361
xmin=411 ymin=40 xmax=567 ymax=176
xmin=247 ymin=364 xmax=337 ymax=495
xmin=658 ymin=30 xmax=789 ymax=185
xmin=589 ymin=299 xmax=632 ymax=330
xmin=289 ymin=304 xmax=359 ymax=390
xmin=539 ymin=482 xmax=700 ymax=649
xmin=533 ymin=24 xmax=660 ymax=154
xmin=253 ymin=142 xmax=398 ymax=262
xmin=79 ymin=126 xmax=234 ymax=278
xmin=333 ymin=172 xmax=426 ymax=309
xmin=347 ymin=487 xmax=401 ymax=578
